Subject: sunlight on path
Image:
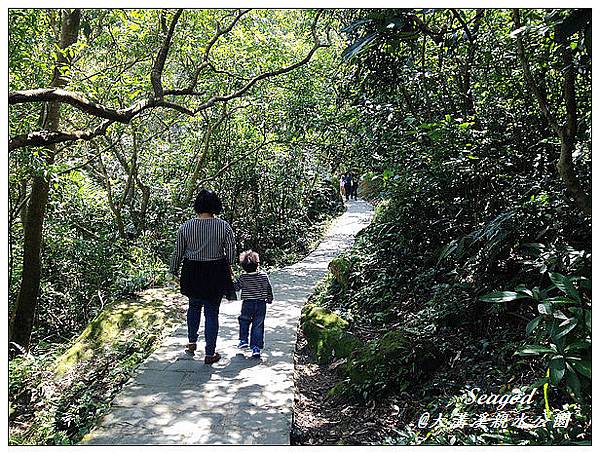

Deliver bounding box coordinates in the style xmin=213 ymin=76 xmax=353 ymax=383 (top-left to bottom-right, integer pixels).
xmin=83 ymin=199 xmax=373 ymax=445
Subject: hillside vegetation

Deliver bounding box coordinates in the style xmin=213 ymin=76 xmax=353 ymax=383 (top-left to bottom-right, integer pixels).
xmin=294 ymin=8 xmax=591 ymax=445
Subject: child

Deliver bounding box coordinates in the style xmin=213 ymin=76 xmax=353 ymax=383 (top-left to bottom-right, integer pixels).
xmin=234 ymin=250 xmax=274 ymax=357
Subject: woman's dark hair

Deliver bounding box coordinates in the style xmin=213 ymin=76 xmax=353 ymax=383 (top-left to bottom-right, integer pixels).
xmin=193 ymin=189 xmax=223 ymax=215
xmin=239 ymin=250 xmax=260 ymax=272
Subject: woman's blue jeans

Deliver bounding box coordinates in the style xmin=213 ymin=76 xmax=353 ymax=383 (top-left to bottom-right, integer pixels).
xmin=238 ymin=299 xmax=267 ymax=349
xmin=187 ymin=297 xmax=221 ymax=355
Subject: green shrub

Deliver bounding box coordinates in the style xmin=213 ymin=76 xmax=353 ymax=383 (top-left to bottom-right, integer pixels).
xmin=344 ymin=329 xmax=443 ymax=400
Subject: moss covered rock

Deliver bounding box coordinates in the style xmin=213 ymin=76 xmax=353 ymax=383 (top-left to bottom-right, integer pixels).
xmin=9 ymin=288 xmax=185 ymax=445
xmin=345 ymin=329 xmax=443 ymax=396
xmin=53 ymin=288 xmax=182 ymax=377
xmin=300 ymin=303 xmax=359 ymax=364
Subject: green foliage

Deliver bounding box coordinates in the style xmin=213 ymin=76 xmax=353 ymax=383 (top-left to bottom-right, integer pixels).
xmin=481 ymin=272 xmax=591 ymax=400
xmin=298 ymin=8 xmax=591 ymax=439
xmin=344 ymin=329 xmax=442 ymax=400
xmin=8 ymin=288 xmax=182 ymax=445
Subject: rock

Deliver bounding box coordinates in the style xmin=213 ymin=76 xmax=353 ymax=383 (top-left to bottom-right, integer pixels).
xmin=300 ymin=305 xmax=359 ymax=364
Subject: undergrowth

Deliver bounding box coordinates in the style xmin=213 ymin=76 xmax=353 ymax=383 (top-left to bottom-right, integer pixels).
xmin=8 ymin=288 xmax=183 ymax=445
xmin=299 ymin=162 xmax=591 ymax=445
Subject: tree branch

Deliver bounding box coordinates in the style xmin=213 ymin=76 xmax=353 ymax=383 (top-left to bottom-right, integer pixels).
xmin=512 ymin=9 xmax=560 ymax=134
xmin=9 ymin=120 xmax=115 ymax=151
xmin=9 ymin=88 xmax=149 ymax=123
xmin=164 ymin=9 xmax=251 ymax=96
xmin=8 ymin=9 xmax=327 ymax=151
xmin=191 ymin=11 xmax=328 ymax=114
xmin=151 ymin=9 xmax=183 ymax=99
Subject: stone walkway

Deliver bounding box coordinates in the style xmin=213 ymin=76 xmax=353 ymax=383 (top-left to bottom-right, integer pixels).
xmin=83 ymin=199 xmax=373 ymax=445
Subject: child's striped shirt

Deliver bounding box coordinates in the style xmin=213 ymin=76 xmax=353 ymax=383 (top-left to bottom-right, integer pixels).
xmin=234 ymin=271 xmax=274 ymax=302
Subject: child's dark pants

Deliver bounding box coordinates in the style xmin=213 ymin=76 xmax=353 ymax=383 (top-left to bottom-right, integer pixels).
xmin=238 ymin=299 xmax=267 ymax=349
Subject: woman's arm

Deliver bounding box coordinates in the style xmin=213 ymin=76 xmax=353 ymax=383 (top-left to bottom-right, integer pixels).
xmin=169 ymin=225 xmax=186 ymax=277
xmin=224 ymin=223 xmax=236 ymax=266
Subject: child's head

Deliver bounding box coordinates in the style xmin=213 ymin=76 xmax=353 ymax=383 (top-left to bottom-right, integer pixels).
xmin=239 ymin=250 xmax=260 ymax=272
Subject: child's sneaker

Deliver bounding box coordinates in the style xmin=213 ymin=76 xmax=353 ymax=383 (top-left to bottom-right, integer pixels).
xmin=251 ymin=346 xmax=261 ymax=358
xmin=238 ymin=340 xmax=249 ymax=349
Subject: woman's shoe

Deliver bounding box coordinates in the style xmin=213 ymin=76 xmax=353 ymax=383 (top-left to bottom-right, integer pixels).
xmin=204 ymin=352 xmax=221 ymax=364
xmin=185 ymin=342 xmax=197 ymax=354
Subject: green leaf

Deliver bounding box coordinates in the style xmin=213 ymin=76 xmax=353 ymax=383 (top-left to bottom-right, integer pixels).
xmin=479 ymin=291 xmax=527 ymax=303
xmin=571 ymin=359 xmax=591 ymax=378
xmin=580 ymin=277 xmax=591 ymax=290
xmin=537 ymin=302 xmax=553 ymax=315
xmin=516 ymin=345 xmax=555 ymax=356
xmin=545 ymin=296 xmax=578 ymax=305
xmin=553 ymin=310 xmax=569 ymax=320
xmin=549 ymin=371 xmax=565 ymax=387
xmin=341 ymin=18 xmax=373 ymax=34
xmin=564 ymin=339 xmax=591 ymax=353
xmin=555 ymin=321 xmax=577 ymax=340
xmin=526 ymin=316 xmax=543 ymax=335
xmin=549 ymin=272 xmax=580 ymax=302
xmin=342 ymin=33 xmax=378 ymax=61
xmin=584 ymin=310 xmax=591 ymax=330
xmin=565 ymin=364 xmax=582 ymax=396
xmin=548 ymin=358 xmax=565 ymax=385
xmin=548 ymin=356 xmax=565 ymax=370
xmin=458 ymin=121 xmax=475 ymax=130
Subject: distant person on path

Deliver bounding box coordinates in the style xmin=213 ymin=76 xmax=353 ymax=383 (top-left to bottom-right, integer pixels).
xmin=170 ymin=189 xmax=236 ymax=364
xmin=234 ymin=250 xmax=273 ymax=358
xmin=343 ymin=174 xmax=352 ymax=201
xmin=351 ymin=175 xmax=359 ymax=200
xmin=339 ymin=174 xmax=346 ymax=198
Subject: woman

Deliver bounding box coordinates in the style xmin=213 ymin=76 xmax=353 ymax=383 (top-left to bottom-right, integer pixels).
xmin=170 ymin=189 xmax=236 ymax=364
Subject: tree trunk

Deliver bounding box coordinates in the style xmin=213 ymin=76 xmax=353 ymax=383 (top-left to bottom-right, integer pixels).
xmin=513 ymin=9 xmax=591 ymax=216
xmin=9 ymin=9 xmax=81 ymax=353
xmin=98 ymin=154 xmax=127 ymax=240
xmin=456 ymin=9 xmax=483 ymax=118
xmin=556 ymin=44 xmax=592 ymax=215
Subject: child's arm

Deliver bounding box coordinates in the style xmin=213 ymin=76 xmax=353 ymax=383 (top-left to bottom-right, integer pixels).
xmin=233 ymin=275 xmax=243 ymax=291
xmin=265 ymin=274 xmax=274 ymax=303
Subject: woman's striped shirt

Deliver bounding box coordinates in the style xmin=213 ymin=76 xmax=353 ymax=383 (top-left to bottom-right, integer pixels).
xmin=234 ymin=271 xmax=274 ymax=302
xmin=170 ymin=217 xmax=236 ymax=276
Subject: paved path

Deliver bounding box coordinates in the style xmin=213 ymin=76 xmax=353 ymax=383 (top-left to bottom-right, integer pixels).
xmin=83 ymin=199 xmax=373 ymax=445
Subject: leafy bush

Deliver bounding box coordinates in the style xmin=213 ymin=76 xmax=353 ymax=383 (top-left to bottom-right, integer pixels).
xmin=481 ymin=272 xmax=591 ymax=401
xmin=344 ymin=329 xmax=443 ymax=400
